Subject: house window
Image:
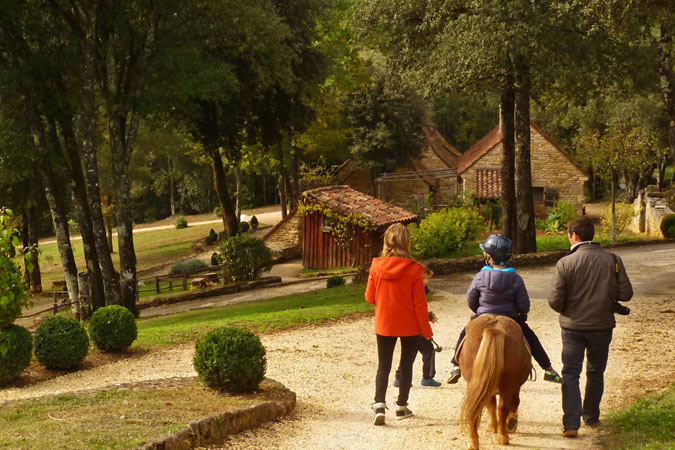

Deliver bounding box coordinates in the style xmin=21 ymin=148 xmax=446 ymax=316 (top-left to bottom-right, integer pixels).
xmin=321 ymin=215 xmax=332 ymax=232
xmin=533 ymin=187 xmax=545 ymax=203
xmin=544 ymin=188 xmax=559 ymax=206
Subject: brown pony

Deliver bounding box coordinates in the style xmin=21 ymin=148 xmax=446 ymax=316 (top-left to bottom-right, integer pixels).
xmin=459 ymin=314 xmax=532 ymax=449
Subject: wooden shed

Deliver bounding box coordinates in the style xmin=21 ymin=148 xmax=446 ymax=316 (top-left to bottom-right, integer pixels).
xmin=300 ymin=185 xmax=418 ymax=269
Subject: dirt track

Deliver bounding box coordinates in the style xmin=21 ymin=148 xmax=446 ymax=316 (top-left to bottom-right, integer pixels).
xmin=2 ymin=243 xmax=674 ymax=450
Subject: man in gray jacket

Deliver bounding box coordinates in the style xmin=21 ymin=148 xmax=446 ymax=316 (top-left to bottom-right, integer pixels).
xmin=549 ymin=216 xmax=633 ymax=437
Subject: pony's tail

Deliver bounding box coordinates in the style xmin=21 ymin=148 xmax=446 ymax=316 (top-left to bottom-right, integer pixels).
xmin=460 ymin=325 xmax=506 ymax=436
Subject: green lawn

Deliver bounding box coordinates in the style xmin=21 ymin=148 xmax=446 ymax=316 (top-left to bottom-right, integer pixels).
xmin=600 ymin=385 xmax=675 ymax=450
xmin=134 ymin=284 xmax=370 ymax=348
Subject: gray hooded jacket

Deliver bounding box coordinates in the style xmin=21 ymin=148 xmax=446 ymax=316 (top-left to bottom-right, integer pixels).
xmin=467 ymin=267 xmax=529 ymax=317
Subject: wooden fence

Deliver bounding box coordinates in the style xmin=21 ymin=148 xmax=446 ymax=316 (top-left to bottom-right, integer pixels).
xmin=136 ymin=264 xmax=228 ymax=296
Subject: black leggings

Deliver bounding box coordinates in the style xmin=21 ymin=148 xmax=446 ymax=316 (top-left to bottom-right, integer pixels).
xmin=395 ymin=336 xmax=436 ymax=380
xmin=375 ymin=335 xmax=419 ymax=405
xmin=451 ymin=315 xmax=552 ymax=370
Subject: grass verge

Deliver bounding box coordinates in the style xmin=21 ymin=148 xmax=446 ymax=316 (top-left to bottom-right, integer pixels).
xmin=599 ymin=385 xmax=675 ymax=450
xmin=0 ymin=380 xmax=274 ymax=450
xmin=135 ymin=284 xmax=370 ymax=348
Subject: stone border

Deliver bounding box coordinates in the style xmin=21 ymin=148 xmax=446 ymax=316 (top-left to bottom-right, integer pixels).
xmin=425 ymin=238 xmax=675 ymax=275
xmin=138 ymin=378 xmax=296 ymax=450
xmin=137 ymin=276 xmax=282 ymax=310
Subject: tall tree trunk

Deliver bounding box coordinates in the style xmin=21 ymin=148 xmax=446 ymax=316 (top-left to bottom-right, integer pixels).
xmin=235 ymin=167 xmax=242 ymax=222
xmin=21 ymin=212 xmax=30 ymax=286
xmin=290 ymin=147 xmax=300 ymax=209
xmin=658 ymin=25 xmax=675 ymax=182
xmin=277 ymin=140 xmax=288 ymax=218
xmin=42 ymin=168 xmax=80 ymax=319
xmin=79 ymin=52 xmax=121 ymax=305
xmin=514 ymin=57 xmax=536 ymax=254
xmin=611 ymin=174 xmax=616 ymax=244
xmin=210 ymin=147 xmax=239 ymax=237
xmin=109 ymin=112 xmax=138 ymax=314
xmin=27 ymin=178 xmax=42 ymax=294
xmin=500 ymin=73 xmax=517 ymax=242
xmin=168 ymin=157 xmax=176 ymax=216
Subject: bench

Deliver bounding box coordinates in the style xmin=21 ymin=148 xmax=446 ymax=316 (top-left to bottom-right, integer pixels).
xmin=52 ymin=280 xmax=67 ymax=290
xmin=190 ymin=278 xmax=209 ymax=290
xmin=203 ymin=272 xmax=220 ymax=285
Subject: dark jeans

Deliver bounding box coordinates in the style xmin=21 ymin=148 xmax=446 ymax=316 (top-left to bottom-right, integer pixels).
xmin=451 ymin=315 xmax=552 ymax=370
xmin=561 ymin=328 xmax=613 ymax=430
xmin=395 ymin=336 xmax=436 ymax=381
xmin=375 ymin=335 xmax=419 ymax=405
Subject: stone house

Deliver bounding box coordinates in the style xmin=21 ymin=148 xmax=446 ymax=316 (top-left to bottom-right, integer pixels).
xmin=333 ymin=126 xmax=461 ymax=209
xmin=265 ymin=185 xmax=417 ymax=268
xmin=458 ymin=122 xmax=588 ymax=215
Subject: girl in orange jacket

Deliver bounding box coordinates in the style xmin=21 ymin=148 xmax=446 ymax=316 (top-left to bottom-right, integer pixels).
xmin=366 ymin=223 xmax=433 ymax=425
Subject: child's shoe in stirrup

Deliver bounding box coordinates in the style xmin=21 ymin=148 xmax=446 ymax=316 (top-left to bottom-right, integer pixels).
xmin=395 ymin=403 xmax=413 ymax=420
xmin=392 ymin=378 xmax=400 ymax=388
xmin=372 ymin=402 xmax=386 ymax=426
xmin=447 ymin=366 xmax=461 ymax=384
xmin=544 ymin=368 xmax=563 ymax=384
xmin=421 ymin=378 xmax=442 ymax=387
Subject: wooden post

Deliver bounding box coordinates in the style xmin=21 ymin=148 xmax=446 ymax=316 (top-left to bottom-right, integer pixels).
xmin=53 ymin=292 xmax=58 ymax=315
xmin=169 ymin=279 xmax=173 ymax=291
xmin=155 ymin=277 xmax=160 ymax=293
xmin=183 ymin=274 xmax=187 ymax=291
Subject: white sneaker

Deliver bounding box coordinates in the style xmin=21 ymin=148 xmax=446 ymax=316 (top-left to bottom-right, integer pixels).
xmin=372 ymin=402 xmax=386 ymax=426
xmin=395 ymin=403 xmax=413 ymax=420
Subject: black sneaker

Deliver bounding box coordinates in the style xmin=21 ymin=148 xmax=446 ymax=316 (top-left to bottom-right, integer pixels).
xmin=395 ymin=404 xmax=413 ymax=420
xmin=544 ymin=369 xmax=563 ymax=384
xmin=447 ymin=366 xmax=461 ymax=384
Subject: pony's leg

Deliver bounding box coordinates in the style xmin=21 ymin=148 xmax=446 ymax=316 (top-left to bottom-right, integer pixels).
xmin=506 ymin=393 xmax=520 ymax=433
xmin=468 ymin=424 xmax=480 ymax=450
xmin=497 ymin=395 xmax=510 ymax=445
xmin=486 ymin=395 xmax=498 ymax=433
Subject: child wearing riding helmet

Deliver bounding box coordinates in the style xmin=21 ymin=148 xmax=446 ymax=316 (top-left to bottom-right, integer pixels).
xmin=366 ymin=223 xmax=433 ymax=426
xmin=446 ymin=234 xmax=562 ymax=385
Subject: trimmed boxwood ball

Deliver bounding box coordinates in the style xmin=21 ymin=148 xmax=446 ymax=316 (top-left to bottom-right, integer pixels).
xmin=34 ymin=316 xmax=89 ymax=370
xmin=660 ymin=214 xmax=675 ymax=238
xmin=0 ymin=325 xmax=33 ymax=386
xmin=327 ymin=275 xmax=346 ymax=288
xmin=193 ymin=326 xmax=266 ymax=393
xmin=89 ymin=305 xmax=137 ymax=352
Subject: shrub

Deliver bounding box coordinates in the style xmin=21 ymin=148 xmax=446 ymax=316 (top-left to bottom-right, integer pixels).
xmin=601 ymin=203 xmax=637 ymax=235
xmin=661 ymin=214 xmax=675 ymax=238
xmin=205 ymin=228 xmax=218 ymax=245
xmin=0 ymin=325 xmax=33 ymax=386
xmin=219 ymin=235 xmax=273 ymax=282
xmin=249 ymin=216 xmax=259 ymax=231
xmin=550 ymin=200 xmax=577 ymax=225
xmin=218 ymin=231 xmax=226 ymax=241
xmin=88 ymin=305 xmax=137 ymax=352
xmin=169 ymin=259 xmax=208 ymax=275
xmin=238 ymin=221 xmax=250 ymax=233
xmin=175 ymin=216 xmax=188 ymax=229
xmin=210 ymin=252 xmax=223 ymax=266
xmin=0 ymin=208 xmax=31 ymax=329
xmin=327 ymin=276 xmax=346 ymax=288
xmin=544 ymin=212 xmax=566 ymax=234
xmin=193 ymin=326 xmax=266 ymax=393
xmin=34 ymin=316 xmax=89 ymax=370
xmin=213 ymin=206 xmax=222 ymax=216
xmin=535 ymin=217 xmax=547 ymax=230
xmin=410 ymin=208 xmax=484 ymax=258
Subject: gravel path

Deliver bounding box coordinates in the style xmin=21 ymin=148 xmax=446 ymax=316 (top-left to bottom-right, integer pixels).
xmin=2 ymin=243 xmax=674 ymax=450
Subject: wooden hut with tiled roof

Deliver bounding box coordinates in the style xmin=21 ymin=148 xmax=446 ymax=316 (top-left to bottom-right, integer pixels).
xmin=300 ymin=185 xmax=417 ymax=269
xmin=458 ymin=122 xmax=588 ymax=216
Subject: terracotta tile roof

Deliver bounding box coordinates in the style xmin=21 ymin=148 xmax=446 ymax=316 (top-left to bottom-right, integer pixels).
xmin=301 ymin=185 xmax=418 ymax=227
xmin=474 ymin=169 xmax=502 ymax=198
xmin=422 ymin=126 xmax=462 ymax=164
xmin=457 ymin=125 xmax=500 ymax=174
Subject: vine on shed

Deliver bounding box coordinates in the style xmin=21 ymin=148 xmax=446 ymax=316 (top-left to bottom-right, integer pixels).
xmin=298 ymin=203 xmax=376 ymax=250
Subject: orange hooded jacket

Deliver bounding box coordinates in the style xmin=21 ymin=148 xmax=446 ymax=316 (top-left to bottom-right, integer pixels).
xmin=365 ymin=257 xmax=433 ymax=339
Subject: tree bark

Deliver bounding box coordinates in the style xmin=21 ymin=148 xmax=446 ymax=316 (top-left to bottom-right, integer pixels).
xmin=514 ymin=57 xmax=537 ymax=254
xmin=27 ymin=178 xmax=42 ymax=294
xmin=277 ymin=140 xmax=288 ymax=218
xmin=168 ymin=157 xmax=176 ymax=216
xmin=42 ymin=168 xmax=80 ymax=319
xmin=21 ymin=213 xmax=30 ymax=286
xmin=500 ymin=73 xmax=517 ymax=243
xmin=235 ymin=167 xmax=242 ymax=222
xmin=109 ymin=112 xmax=138 ymax=314
xmin=658 ymin=25 xmax=675 ymax=182
xmin=210 ymin=147 xmax=239 ymax=237
xmin=290 ymin=147 xmax=300 ymax=209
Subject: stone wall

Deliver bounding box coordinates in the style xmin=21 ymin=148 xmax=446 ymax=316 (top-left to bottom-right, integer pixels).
xmin=461 ymin=125 xmax=588 ymax=213
xmin=629 ymin=191 xmax=674 ymax=237
xmin=264 ymin=210 xmax=303 ymax=262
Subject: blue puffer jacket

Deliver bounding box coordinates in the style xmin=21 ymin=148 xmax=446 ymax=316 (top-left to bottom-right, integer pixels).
xmin=466 ymin=266 xmax=530 ymax=317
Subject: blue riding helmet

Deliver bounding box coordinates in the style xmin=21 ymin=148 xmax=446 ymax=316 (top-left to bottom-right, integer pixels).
xmin=479 ymin=234 xmax=512 ymax=266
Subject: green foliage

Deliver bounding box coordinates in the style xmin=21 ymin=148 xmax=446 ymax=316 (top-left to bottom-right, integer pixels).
xmin=326 ymin=276 xmax=346 ymax=288
xmin=535 ymin=217 xmax=547 ymax=230
xmin=541 ymin=201 xmax=577 ymax=235
xmin=210 ymin=252 xmax=223 ymax=266
xmin=193 ymin=326 xmax=266 ymax=393
xmin=88 ymin=305 xmax=138 ymax=352
xmin=602 ymin=386 xmax=675 ymax=450
xmin=218 ymin=236 xmax=273 ymax=282
xmin=410 ymin=208 xmax=484 ymax=258
xmin=238 ymin=221 xmax=250 ymax=233
xmin=660 ymin=215 xmax=675 ymax=238
xmin=0 ymin=324 xmax=32 ymax=386
xmin=249 ymin=216 xmax=259 ymax=231
xmin=175 ymin=216 xmax=188 ymax=229
xmin=169 ymin=259 xmax=208 ymax=275
xmin=601 ymin=203 xmax=637 ymax=235
xmin=34 ymin=316 xmax=89 ymax=370
xmin=0 ymin=208 xmax=31 ymax=330
xmin=551 ymin=200 xmax=577 ymax=225
xmin=298 ymin=203 xmax=375 ymax=250
xmin=207 ymin=229 xmax=218 ymax=245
